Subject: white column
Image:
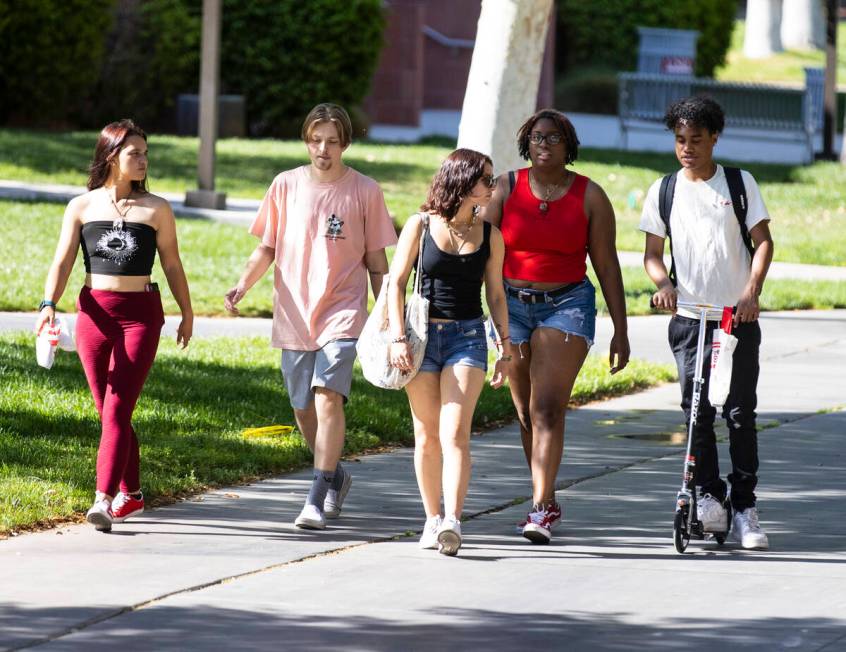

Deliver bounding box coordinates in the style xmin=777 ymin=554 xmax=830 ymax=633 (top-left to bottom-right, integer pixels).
xmin=185 ymin=0 xmax=226 ymax=209
xmin=781 ymin=0 xmax=825 ymax=51
xmin=457 ymin=0 xmax=553 ymax=175
xmin=744 ymin=0 xmax=783 ymax=59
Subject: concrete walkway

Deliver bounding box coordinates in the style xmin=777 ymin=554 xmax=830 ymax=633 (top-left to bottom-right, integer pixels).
xmin=1 ymin=311 xmax=844 ymax=651
xmin=3 ymin=178 xmax=846 ymax=282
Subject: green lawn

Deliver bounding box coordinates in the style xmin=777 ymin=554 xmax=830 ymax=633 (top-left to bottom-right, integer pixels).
xmin=2 ymin=128 xmax=845 ymax=266
xmin=717 ymin=20 xmax=846 ymax=86
xmin=5 ymin=200 xmax=845 ymax=318
xmin=0 ymin=331 xmax=675 ymax=533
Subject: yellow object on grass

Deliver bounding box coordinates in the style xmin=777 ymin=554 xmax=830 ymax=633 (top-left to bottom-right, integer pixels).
xmin=242 ymin=425 xmax=296 ymax=439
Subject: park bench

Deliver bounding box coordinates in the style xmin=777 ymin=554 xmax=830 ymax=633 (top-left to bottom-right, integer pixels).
xmin=617 ymin=72 xmax=817 ymax=162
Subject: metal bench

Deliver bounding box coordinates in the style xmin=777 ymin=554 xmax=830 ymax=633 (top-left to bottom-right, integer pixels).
xmin=618 ymin=72 xmax=816 ymax=161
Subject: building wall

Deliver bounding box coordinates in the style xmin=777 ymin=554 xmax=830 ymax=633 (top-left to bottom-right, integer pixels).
xmin=365 ymin=0 xmax=556 ymax=132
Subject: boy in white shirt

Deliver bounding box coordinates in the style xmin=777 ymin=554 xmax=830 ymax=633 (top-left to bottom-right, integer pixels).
xmin=640 ymin=97 xmax=774 ymax=549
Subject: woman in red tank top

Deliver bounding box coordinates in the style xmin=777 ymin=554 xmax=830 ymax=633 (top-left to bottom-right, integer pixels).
xmin=484 ymin=109 xmax=630 ymax=544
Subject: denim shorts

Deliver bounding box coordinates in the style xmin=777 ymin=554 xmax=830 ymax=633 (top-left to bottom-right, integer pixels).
xmin=505 ymin=277 xmax=596 ymax=348
xmin=419 ymin=317 xmax=488 ymax=373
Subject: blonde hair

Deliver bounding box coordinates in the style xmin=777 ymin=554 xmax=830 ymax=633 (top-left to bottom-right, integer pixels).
xmin=301 ymin=103 xmax=353 ymax=148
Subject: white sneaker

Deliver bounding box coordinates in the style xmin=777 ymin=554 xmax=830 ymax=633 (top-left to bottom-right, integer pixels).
xmin=732 ymin=507 xmax=769 ymax=550
xmin=437 ymin=516 xmax=462 ymax=556
xmin=324 ymin=471 xmax=352 ymax=519
xmin=86 ymin=499 xmax=113 ymax=532
xmin=419 ymin=515 xmax=442 ymax=549
xmin=697 ymin=494 xmax=728 ymax=533
xmin=294 ymin=503 xmax=326 ymax=530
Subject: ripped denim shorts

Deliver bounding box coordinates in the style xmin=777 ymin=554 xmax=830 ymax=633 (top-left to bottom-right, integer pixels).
xmin=418 ymin=317 xmax=488 ymax=373
xmin=505 ymin=277 xmax=596 ymax=349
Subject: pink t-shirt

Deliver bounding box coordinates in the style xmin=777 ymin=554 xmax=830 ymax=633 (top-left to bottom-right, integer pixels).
xmin=250 ymin=165 xmax=397 ymax=350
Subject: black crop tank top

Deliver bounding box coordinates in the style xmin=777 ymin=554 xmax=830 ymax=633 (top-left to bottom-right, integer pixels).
xmin=418 ymin=221 xmax=491 ymax=320
xmin=80 ymin=221 xmax=157 ymax=275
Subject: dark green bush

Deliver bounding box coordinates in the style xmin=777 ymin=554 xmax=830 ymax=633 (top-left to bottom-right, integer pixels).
xmin=557 ymin=0 xmax=736 ymax=78
xmin=555 ymin=68 xmax=619 ymax=115
xmin=0 ymin=0 xmax=114 ymax=126
xmin=220 ymin=0 xmax=385 ymax=137
xmin=82 ymin=0 xmax=200 ymax=131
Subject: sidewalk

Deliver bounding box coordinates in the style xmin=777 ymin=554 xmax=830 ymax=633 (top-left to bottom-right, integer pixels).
xmin=3 ymin=178 xmax=846 ymax=281
xmin=1 ymin=311 xmax=844 ymax=651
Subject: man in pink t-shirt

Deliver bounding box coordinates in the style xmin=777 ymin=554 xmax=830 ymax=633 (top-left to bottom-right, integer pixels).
xmin=225 ymin=104 xmax=397 ymax=530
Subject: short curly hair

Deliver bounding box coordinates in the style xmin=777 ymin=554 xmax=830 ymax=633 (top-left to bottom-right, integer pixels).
xmin=664 ymin=96 xmax=725 ymax=135
xmin=516 ymin=109 xmax=579 ymax=165
xmin=420 ymin=148 xmax=492 ymax=220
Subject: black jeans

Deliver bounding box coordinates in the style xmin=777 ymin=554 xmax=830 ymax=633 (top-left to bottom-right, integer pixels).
xmin=668 ymin=315 xmax=761 ymax=510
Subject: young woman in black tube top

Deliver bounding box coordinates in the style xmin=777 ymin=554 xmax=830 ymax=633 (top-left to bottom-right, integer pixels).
xmin=35 ymin=119 xmax=193 ymax=532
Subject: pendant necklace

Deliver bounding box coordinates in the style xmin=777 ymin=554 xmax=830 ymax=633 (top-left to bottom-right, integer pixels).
xmin=533 ymin=170 xmax=570 ymax=215
xmin=108 ymin=188 xmax=133 ymax=230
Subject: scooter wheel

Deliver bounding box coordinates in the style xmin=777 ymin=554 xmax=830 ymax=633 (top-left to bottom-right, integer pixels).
xmin=673 ymin=510 xmax=690 ymax=553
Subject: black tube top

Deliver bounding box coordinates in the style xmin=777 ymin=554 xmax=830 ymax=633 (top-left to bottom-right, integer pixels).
xmin=80 ymin=221 xmax=157 ymax=275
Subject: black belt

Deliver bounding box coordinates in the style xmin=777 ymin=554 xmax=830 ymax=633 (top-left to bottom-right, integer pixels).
xmin=505 ymin=282 xmax=580 ymax=304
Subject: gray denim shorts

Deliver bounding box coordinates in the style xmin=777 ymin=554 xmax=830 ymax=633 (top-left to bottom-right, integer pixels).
xmin=281 ymin=339 xmax=357 ymax=410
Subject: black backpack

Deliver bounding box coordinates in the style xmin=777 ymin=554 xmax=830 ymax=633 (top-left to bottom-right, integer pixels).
xmin=658 ymin=166 xmax=755 ymax=287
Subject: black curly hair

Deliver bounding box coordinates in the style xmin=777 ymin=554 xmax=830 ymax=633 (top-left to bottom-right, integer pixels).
xmin=664 ymin=96 xmax=725 ymax=135
xmin=517 ymin=109 xmax=579 ymax=165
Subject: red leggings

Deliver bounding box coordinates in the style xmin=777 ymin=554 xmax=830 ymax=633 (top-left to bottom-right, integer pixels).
xmin=76 ymin=286 xmax=164 ymax=497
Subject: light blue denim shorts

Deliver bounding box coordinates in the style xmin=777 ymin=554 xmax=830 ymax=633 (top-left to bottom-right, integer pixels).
xmin=419 ymin=317 xmax=488 ymax=373
xmin=505 ymin=278 xmax=596 ymax=348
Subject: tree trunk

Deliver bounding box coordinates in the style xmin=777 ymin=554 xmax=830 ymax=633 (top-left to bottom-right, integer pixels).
xmin=744 ymin=0 xmax=783 ymax=58
xmin=457 ymin=0 xmax=553 ymax=175
xmin=781 ymin=0 xmax=825 ymax=51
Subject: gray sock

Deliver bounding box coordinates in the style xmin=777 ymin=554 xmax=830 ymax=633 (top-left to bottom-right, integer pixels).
xmin=332 ymin=462 xmax=346 ymax=490
xmin=306 ymin=468 xmax=335 ymax=509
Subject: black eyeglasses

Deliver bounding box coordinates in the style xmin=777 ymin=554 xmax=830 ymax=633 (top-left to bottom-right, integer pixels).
xmin=480 ymin=174 xmax=497 ymax=189
xmin=529 ymin=132 xmax=563 ymax=146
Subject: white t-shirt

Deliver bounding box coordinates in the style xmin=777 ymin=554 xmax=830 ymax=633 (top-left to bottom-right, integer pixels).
xmin=639 ymin=165 xmax=769 ymax=319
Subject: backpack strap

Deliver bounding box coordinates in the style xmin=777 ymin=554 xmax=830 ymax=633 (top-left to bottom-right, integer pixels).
xmin=723 ymin=166 xmax=755 ymax=259
xmin=658 ymin=172 xmax=678 ymax=287
xmin=508 ymin=170 xmax=516 ymax=194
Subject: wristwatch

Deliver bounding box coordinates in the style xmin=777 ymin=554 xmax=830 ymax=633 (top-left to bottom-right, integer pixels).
xmin=38 ymin=299 xmax=57 ymax=312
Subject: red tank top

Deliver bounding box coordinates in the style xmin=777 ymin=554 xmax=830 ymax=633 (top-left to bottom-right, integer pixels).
xmin=501 ymin=168 xmax=589 ymax=283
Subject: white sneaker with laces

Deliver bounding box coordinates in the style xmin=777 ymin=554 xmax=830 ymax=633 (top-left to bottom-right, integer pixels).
xmin=294 ymin=503 xmax=326 ymax=530
xmin=419 ymin=515 xmax=442 ymax=549
xmin=697 ymin=494 xmax=728 ymax=532
xmin=437 ymin=516 xmax=462 ymax=556
xmin=732 ymin=507 xmax=769 ymax=550
xmin=86 ymin=498 xmax=113 ymax=532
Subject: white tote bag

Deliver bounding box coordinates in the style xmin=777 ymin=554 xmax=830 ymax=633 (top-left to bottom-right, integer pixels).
xmin=708 ymin=326 xmax=737 ymax=408
xmin=357 ymin=216 xmax=429 ymax=390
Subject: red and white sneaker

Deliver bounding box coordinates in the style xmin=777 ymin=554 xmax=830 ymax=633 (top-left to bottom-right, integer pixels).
xmin=111 ymin=492 xmax=144 ymax=523
xmin=516 ymin=501 xmax=561 ymax=534
xmin=522 ymin=503 xmax=557 ymax=544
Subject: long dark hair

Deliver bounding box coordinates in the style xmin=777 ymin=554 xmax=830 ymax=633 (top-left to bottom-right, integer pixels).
xmin=420 ymin=148 xmax=492 ymax=220
xmin=87 ymin=119 xmax=148 ymax=192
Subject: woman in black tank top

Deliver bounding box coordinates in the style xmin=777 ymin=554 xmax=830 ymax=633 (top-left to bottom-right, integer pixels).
xmin=386 ymin=149 xmax=515 ymax=556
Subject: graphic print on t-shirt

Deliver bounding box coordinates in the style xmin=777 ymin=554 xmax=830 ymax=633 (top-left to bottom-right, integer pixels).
xmin=325 ymin=213 xmax=345 ymax=240
xmin=96 ymin=227 xmax=138 ymax=265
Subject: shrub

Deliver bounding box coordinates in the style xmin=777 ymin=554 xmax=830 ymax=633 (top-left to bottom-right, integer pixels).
xmin=557 ymin=0 xmax=736 ymax=78
xmin=81 ymin=0 xmax=201 ymax=131
xmin=0 ymin=0 xmax=114 ymax=126
xmin=219 ymin=0 xmax=385 ymax=137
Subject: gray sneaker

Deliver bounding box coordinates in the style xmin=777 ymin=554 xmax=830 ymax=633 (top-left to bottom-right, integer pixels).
xmin=732 ymin=507 xmax=769 ymax=550
xmin=697 ymin=494 xmax=728 ymax=533
xmin=324 ymin=471 xmax=352 ymax=519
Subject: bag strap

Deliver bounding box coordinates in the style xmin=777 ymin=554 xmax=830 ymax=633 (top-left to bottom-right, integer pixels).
xmin=508 ymin=170 xmax=516 ymax=194
xmin=658 ymin=172 xmax=678 ymax=287
xmin=723 ymin=166 xmax=754 ymax=260
xmin=413 ymin=213 xmax=429 ymax=297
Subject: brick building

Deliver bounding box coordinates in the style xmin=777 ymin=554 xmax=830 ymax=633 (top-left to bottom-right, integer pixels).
xmin=363 ymin=0 xmax=556 ymax=141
